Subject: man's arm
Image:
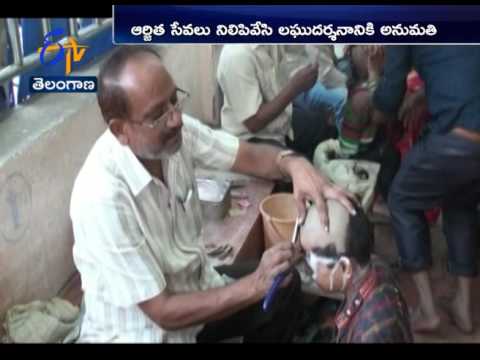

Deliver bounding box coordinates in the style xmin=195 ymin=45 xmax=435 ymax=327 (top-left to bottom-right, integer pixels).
xmin=244 ymin=63 xmax=319 ymax=133
xmin=231 ymin=141 xmax=357 ymax=230
xmin=369 ymin=46 xmax=412 ymax=125
xmin=138 ymin=242 xmax=294 ymax=331
xmin=186 ymin=116 xmax=356 ymax=232
xmin=218 ymin=46 xmax=318 ymax=134
xmin=398 ymin=86 xmax=428 ymax=134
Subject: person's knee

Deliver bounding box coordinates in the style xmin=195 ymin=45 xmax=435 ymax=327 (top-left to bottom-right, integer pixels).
xmin=277 ymin=269 xmax=302 ymax=308
xmin=349 ymin=90 xmax=370 ymax=118
xmin=387 ymin=181 xmax=401 ymax=214
xmin=290 ymin=268 xmax=301 ymax=292
xmin=335 ymin=88 xmax=348 ymax=109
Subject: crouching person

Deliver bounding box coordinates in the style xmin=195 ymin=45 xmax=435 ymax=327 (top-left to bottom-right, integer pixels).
xmin=301 ymin=200 xmax=413 ymax=343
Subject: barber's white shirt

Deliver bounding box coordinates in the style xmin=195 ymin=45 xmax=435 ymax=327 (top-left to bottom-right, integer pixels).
xmin=70 ymin=114 xmax=239 ymax=342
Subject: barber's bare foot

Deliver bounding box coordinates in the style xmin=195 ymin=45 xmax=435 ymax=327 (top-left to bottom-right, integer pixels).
xmin=409 ymin=307 xmax=441 ymax=333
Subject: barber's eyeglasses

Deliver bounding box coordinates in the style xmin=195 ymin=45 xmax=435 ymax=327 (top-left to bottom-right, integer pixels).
xmin=141 ymin=88 xmax=190 ymax=129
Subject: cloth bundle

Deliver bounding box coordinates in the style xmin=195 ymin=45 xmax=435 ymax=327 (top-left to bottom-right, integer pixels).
xmin=313 ymin=139 xmax=380 ymax=210
xmin=2 ymin=297 xmax=81 ymax=343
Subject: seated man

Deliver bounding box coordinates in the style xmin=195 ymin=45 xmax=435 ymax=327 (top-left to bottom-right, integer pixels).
xmin=336 ymin=45 xmax=383 ymax=157
xmin=217 ymin=44 xmax=335 ymax=160
xmin=282 ymin=45 xmax=348 ymax=133
xmin=70 ymin=45 xmax=356 ymax=343
xmin=338 ymin=84 xmax=377 ymax=158
xmin=336 ymin=45 xmax=401 ymax=203
xmin=301 ymin=200 xmax=413 ymax=343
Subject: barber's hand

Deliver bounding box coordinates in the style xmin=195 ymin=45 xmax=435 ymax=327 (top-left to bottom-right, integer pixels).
xmin=289 ymin=62 xmax=319 ymax=95
xmin=282 ymin=156 xmax=358 ymax=232
xmin=252 ymin=242 xmax=294 ymax=299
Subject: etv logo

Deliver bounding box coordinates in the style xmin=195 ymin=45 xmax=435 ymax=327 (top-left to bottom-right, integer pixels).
xmin=31 ymin=28 xmax=96 ymax=93
xmin=37 ymin=28 xmax=88 ymax=75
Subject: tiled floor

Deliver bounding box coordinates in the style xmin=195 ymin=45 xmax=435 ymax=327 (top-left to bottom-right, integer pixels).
xmin=373 ymin=219 xmax=480 ymax=343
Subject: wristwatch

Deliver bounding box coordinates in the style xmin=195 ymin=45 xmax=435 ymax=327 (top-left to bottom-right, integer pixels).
xmin=276 ymin=149 xmax=302 ymax=181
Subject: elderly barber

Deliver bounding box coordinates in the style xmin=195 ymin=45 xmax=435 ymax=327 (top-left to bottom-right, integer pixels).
xmin=70 ymin=46 xmax=356 ymax=343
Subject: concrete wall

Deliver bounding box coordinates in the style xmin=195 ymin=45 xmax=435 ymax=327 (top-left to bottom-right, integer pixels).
xmin=162 ymin=45 xmax=219 ymax=126
xmin=0 ymin=44 xmax=218 ymax=319
xmin=0 ymin=94 xmax=105 ymax=316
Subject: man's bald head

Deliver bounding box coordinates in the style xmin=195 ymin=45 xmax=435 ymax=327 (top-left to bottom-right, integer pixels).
xmin=301 ymin=200 xmax=350 ymax=253
xmin=301 ymin=199 xmax=373 ymax=267
xmin=97 ymin=45 xmax=163 ymax=124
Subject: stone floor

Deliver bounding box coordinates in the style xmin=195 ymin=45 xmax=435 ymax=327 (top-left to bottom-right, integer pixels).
xmin=373 ymin=215 xmax=480 ymax=343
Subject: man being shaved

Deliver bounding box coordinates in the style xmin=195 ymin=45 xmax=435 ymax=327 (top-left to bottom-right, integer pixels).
xmin=301 ymin=200 xmax=413 ymax=343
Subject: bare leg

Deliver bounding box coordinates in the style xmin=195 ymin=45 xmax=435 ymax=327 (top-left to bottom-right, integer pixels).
xmin=449 ymin=276 xmax=473 ymax=333
xmin=441 ymin=202 xmax=477 ymax=334
xmin=411 ymin=271 xmax=441 ymax=332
